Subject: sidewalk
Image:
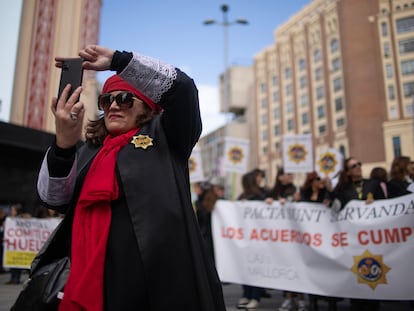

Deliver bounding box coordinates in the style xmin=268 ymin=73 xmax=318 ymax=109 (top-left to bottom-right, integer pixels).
xmin=0 ymin=271 xmax=412 ymax=311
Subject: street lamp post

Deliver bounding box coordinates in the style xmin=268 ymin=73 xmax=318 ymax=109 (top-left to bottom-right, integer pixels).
xmin=203 ymin=4 xmax=248 ymax=114
xmin=203 ymin=4 xmax=248 ymax=199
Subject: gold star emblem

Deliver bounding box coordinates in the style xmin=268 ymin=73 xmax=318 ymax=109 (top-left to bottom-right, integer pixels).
xmin=288 ymin=143 xmax=308 ymax=164
xmin=227 ymin=146 xmax=244 ymax=164
xmin=318 ymin=152 xmax=338 ymax=175
xmin=351 ymin=249 xmax=391 ymax=290
xmin=130 ymin=135 xmax=154 ymax=149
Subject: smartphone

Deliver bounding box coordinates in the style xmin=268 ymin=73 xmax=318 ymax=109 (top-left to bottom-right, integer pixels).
xmin=57 ymin=58 xmax=84 ymax=101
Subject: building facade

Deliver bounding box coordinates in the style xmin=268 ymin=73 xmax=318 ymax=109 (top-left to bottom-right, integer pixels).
xmin=254 ymin=0 xmax=414 ymax=183
xmin=0 ymin=0 xmax=101 ymax=212
xmin=11 ymin=0 xmax=102 ymax=132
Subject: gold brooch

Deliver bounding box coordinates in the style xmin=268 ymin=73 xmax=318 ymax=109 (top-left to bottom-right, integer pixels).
xmin=130 ymin=135 xmax=154 ymax=149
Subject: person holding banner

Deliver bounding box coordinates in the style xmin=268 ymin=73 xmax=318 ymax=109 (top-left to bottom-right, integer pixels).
xmin=387 ymin=156 xmax=414 ymax=197
xmin=331 ymin=157 xmax=385 ymax=211
xmin=331 ymin=157 xmax=384 ymax=311
xmin=268 ymin=167 xmax=300 ymax=204
xmin=36 ymin=45 xmax=225 ymax=311
xmin=300 ymin=172 xmax=340 ymax=311
xmin=267 ymin=169 xmax=306 ymax=311
xmin=237 ymin=171 xmax=268 ymax=310
xmin=299 ymin=171 xmax=332 ymax=206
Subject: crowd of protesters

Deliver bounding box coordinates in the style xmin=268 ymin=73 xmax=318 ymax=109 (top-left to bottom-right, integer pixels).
xmin=193 ymin=155 xmax=414 ymax=311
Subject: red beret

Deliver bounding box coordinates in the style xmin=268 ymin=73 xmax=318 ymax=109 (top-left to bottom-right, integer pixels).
xmin=102 ymin=75 xmax=161 ymax=112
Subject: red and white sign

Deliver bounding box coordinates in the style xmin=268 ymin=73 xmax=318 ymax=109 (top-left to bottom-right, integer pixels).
xmin=3 ymin=217 xmax=61 ymax=268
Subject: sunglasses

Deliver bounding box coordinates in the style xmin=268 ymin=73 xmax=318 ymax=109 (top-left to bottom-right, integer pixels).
xmin=349 ymin=162 xmax=362 ymax=169
xmin=98 ymin=92 xmax=138 ymax=111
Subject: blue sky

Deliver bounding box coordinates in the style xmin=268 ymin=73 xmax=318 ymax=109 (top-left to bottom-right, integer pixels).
xmin=98 ymin=0 xmax=311 ymax=135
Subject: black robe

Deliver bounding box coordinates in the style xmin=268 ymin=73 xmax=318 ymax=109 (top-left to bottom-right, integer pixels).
xmin=37 ymin=67 xmax=226 ymax=310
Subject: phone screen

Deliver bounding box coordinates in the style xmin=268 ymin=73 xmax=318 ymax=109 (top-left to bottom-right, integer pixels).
xmin=57 ymin=58 xmax=84 ymax=101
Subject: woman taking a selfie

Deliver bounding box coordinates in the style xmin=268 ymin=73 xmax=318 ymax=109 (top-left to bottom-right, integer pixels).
xmin=36 ymin=45 xmax=225 ymax=311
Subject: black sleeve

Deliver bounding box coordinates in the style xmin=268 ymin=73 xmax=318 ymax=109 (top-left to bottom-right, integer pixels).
xmin=110 ymin=50 xmax=133 ymax=73
xmin=159 ymin=69 xmax=202 ymax=160
xmin=47 ymin=140 xmax=76 ymax=177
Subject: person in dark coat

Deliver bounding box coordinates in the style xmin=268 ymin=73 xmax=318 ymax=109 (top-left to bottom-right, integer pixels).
xmin=331 ymin=157 xmax=384 ymax=311
xmin=236 ymin=171 xmax=267 ymax=310
xmin=331 ymin=157 xmax=385 ymax=211
xmin=36 ymin=45 xmax=225 ymax=311
xmin=387 ymin=156 xmax=414 ymax=198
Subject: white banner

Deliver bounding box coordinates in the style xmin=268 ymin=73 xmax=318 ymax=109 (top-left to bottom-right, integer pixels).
xmin=3 ymin=217 xmax=61 ymax=268
xmin=282 ymin=134 xmax=313 ymax=173
xmin=222 ymin=137 xmax=250 ymax=174
xmin=212 ymin=194 xmax=414 ymax=300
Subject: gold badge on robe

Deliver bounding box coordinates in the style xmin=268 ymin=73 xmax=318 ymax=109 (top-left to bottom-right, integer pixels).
xmin=130 ymin=135 xmax=154 ymax=150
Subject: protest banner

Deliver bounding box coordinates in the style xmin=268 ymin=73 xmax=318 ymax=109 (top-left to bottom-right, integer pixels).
xmin=212 ymin=194 xmax=414 ymax=300
xmin=189 ymin=147 xmax=205 ymax=183
xmin=222 ymin=137 xmax=250 ymax=174
xmin=282 ymin=134 xmax=313 ymax=173
xmin=3 ymin=217 xmax=61 ymax=268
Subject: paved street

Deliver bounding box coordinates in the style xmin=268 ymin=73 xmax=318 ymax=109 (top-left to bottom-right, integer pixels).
xmin=0 ymin=270 xmax=412 ymax=311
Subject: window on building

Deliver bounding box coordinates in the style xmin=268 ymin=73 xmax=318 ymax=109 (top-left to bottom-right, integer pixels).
xmin=336 ymin=117 xmax=345 ymax=128
xmin=381 ymin=22 xmax=388 ymax=36
xmin=403 ymin=81 xmax=414 ymax=97
xmin=262 ymin=129 xmax=268 ymax=140
xmin=299 ymin=58 xmax=306 ymax=71
xmin=388 ymin=85 xmax=395 ymax=100
xmin=286 ymin=101 xmax=294 ymax=113
xmin=314 ymin=49 xmax=321 ymax=62
xmin=406 ymin=103 xmax=414 ymax=116
xmin=389 ymin=106 xmax=398 ymax=118
xmin=287 ymin=119 xmax=294 ymax=131
xmin=302 ymin=112 xmax=309 ymax=125
xmin=335 ymin=97 xmax=344 ymax=111
xmin=315 ymin=67 xmax=323 ymax=81
xmin=399 ymin=38 xmax=414 ymax=54
xmin=392 ymin=136 xmax=401 ymax=157
xmin=333 ymin=77 xmax=342 ymax=92
xmin=317 ymin=105 xmax=325 ymax=119
xmin=300 ymin=76 xmax=307 ymax=89
xmin=332 ymin=58 xmax=341 ymax=71
xmin=273 ymin=107 xmax=279 ymax=119
xmin=261 ymin=98 xmax=267 ymax=108
xmin=386 ymin=64 xmax=393 ymax=78
xmin=330 ymin=38 xmax=339 ymax=53
xmin=339 ymin=145 xmax=346 ymax=157
xmin=316 ymin=86 xmax=324 ymax=100
xmin=286 ymin=84 xmax=292 ymax=96
xmin=275 ymin=142 xmax=280 ymax=150
xmin=401 ymin=59 xmax=414 ymax=75
xmin=261 ymin=113 xmax=268 ymax=125
xmin=262 ymin=146 xmax=267 ymax=154
xmin=274 ymin=125 xmax=280 ymax=136
xmin=285 ymin=68 xmax=292 ymax=79
xmin=301 ymin=94 xmax=308 ymax=107
xmin=397 ymin=16 xmax=414 ymax=33
xmin=319 ymin=124 xmax=326 ymax=134
xmin=384 ymin=42 xmax=391 ymax=57
xmin=272 ymin=76 xmax=278 ymax=86
xmin=260 ymin=82 xmax=267 ymax=93
xmin=273 ymin=91 xmax=279 ymax=103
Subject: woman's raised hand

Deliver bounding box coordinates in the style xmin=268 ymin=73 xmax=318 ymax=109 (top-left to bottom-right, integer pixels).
xmin=78 ymin=45 xmax=116 ymax=71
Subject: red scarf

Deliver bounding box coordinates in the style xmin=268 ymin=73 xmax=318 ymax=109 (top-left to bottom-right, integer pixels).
xmin=59 ymin=129 xmax=137 ymax=311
